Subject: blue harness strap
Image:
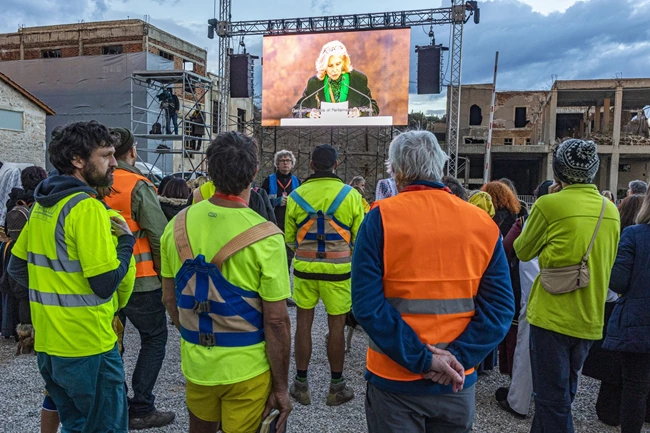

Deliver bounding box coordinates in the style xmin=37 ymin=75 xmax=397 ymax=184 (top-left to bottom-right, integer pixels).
xmin=175 ymin=254 xmax=265 ymax=348
xmin=290 ymin=190 xmax=317 ymax=215
xmin=326 ymin=185 xmax=353 ymax=216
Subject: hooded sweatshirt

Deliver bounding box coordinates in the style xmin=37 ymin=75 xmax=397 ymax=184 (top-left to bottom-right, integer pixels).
xmin=8 ymin=175 xmax=135 ymax=299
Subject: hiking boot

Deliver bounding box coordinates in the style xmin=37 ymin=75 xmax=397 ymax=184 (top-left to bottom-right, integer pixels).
xmin=129 ymin=409 xmax=175 ymax=430
xmin=290 ymin=378 xmax=311 ymax=405
xmin=326 ymin=380 xmax=354 ymax=406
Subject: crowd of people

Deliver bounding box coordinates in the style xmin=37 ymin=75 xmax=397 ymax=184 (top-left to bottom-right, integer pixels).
xmin=0 ymin=121 xmax=649 ymax=433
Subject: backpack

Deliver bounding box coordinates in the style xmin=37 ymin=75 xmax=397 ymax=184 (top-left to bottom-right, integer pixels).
xmin=173 ymin=208 xmax=283 ymax=347
xmin=5 ymin=200 xmax=31 ymax=241
xmin=150 ymin=122 xmax=162 ymax=134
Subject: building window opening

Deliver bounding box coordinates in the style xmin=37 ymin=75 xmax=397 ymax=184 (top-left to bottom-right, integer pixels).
xmin=469 ymin=105 xmax=483 ymax=126
xmin=102 ymin=45 xmax=123 ymax=55
xmin=159 ymin=50 xmax=174 ymax=61
xmin=504 ymin=138 xmax=513 ymax=145
xmin=237 ymin=108 xmax=246 ymax=133
xmin=515 ymin=107 xmax=528 ymax=128
xmin=41 ymin=49 xmax=61 ymax=58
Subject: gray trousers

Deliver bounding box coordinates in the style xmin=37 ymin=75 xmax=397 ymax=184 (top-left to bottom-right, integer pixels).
xmin=365 ymin=382 xmax=475 ymax=433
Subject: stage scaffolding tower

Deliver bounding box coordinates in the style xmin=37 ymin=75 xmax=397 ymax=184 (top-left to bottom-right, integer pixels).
xmin=209 ymin=1 xmax=479 ymax=180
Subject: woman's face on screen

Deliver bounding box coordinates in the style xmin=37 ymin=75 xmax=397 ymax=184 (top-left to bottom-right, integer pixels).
xmin=326 ymin=55 xmax=344 ymax=80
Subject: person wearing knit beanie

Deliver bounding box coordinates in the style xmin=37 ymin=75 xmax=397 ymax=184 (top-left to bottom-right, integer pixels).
xmin=553 ymin=139 xmax=600 ymax=185
xmin=110 ymin=127 xmax=135 ymax=159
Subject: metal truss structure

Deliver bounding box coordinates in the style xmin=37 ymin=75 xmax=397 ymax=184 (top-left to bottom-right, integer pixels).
xmin=130 ymin=70 xmax=213 ymax=175
xmin=210 ymin=1 xmax=478 ymax=180
xmin=247 ymin=123 xmax=398 ymax=198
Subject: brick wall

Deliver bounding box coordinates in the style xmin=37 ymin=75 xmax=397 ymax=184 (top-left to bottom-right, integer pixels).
xmin=124 ymin=43 xmax=143 ymax=53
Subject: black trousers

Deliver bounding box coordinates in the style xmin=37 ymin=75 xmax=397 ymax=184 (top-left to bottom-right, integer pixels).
xmin=621 ymin=352 xmax=650 ymax=433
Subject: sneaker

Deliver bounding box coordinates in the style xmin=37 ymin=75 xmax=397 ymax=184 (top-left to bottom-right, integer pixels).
xmin=290 ymin=378 xmax=311 ymax=405
xmin=326 ymin=380 xmax=354 ymax=406
xmin=497 ymin=399 xmax=526 ymax=419
xmin=129 ymin=409 xmax=175 ymax=430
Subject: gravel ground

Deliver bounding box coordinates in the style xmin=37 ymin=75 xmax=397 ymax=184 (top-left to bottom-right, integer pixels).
xmin=1 ymin=302 xmax=648 ymax=432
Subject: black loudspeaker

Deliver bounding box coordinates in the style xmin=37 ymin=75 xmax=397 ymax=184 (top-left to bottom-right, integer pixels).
xmin=416 ymin=46 xmax=441 ymax=95
xmin=230 ymin=54 xmax=252 ymax=98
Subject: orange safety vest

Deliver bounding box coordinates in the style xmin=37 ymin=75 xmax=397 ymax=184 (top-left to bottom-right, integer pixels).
xmin=366 ymin=187 xmax=500 ymax=381
xmin=104 ymin=168 xmax=158 ymax=278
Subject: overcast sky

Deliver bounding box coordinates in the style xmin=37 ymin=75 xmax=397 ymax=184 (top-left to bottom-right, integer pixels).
xmin=2 ymin=0 xmax=648 ymax=115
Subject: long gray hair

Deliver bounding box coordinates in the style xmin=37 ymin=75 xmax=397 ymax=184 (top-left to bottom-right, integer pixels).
xmin=636 ymin=186 xmax=650 ymax=224
xmin=387 ymin=130 xmax=448 ymax=190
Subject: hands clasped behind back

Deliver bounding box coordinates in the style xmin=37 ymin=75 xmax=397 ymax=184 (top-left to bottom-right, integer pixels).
xmin=424 ymin=345 xmax=465 ymax=393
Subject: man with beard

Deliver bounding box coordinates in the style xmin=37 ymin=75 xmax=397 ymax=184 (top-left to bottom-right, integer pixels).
xmin=103 ymin=127 xmax=175 ymax=429
xmin=7 ymin=121 xmax=136 ymax=432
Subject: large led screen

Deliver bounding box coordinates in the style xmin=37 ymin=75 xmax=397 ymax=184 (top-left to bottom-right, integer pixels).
xmin=262 ymin=28 xmax=410 ymax=127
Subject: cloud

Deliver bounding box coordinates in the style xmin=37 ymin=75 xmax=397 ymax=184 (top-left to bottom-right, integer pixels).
xmin=2 ymin=0 xmax=647 ymax=115
xmin=0 ymin=0 xmax=109 ymax=31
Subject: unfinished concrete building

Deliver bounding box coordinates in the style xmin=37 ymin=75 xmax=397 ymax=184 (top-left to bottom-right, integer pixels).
xmin=454 ymin=79 xmax=650 ymax=198
xmin=0 ymin=20 xmax=212 ymax=173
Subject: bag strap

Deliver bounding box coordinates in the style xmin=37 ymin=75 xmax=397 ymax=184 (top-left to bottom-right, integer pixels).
xmin=173 ymin=208 xmax=194 ymax=262
xmin=583 ymin=197 xmax=607 ymax=263
xmin=193 ymin=188 xmax=204 ymax=204
xmin=211 ymin=222 xmax=283 ymax=271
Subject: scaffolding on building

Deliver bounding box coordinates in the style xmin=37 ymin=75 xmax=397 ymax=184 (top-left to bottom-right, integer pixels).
xmin=130 ymin=70 xmax=214 ymax=176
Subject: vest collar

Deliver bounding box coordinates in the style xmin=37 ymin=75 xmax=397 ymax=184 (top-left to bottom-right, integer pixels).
xmin=402 ymin=180 xmax=451 ymax=193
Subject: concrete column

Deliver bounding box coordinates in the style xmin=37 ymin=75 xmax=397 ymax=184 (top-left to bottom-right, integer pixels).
xmin=603 ymin=98 xmax=611 ymax=133
xmin=19 ymin=33 xmax=24 ymax=60
xmin=548 ymin=89 xmax=558 ymax=145
xmin=613 ymin=87 xmax=623 ymax=147
xmin=609 ymin=152 xmax=620 ymax=193
xmin=545 ymin=152 xmax=554 ymax=181
xmin=594 ymin=102 xmax=601 ymax=133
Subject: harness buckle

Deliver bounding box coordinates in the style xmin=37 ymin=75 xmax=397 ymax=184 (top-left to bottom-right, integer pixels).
xmin=315 ymin=234 xmax=327 ymax=241
xmin=193 ymin=300 xmax=211 ymax=314
xmin=199 ymin=333 xmax=216 ymax=347
xmin=316 ymin=252 xmax=327 ymax=259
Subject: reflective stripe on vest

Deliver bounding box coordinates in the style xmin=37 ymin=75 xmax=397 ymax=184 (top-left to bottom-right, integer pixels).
xmin=29 ymin=288 xmax=112 ymax=308
xmin=366 ymin=189 xmax=500 ymax=381
xmin=104 ymin=169 xmax=157 ymax=278
xmin=290 ymin=184 xmax=353 ymax=264
xmin=27 ymin=193 xmax=88 ymax=273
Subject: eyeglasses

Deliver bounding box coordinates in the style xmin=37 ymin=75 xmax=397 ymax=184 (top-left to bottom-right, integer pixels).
xmin=278 ymin=159 xmax=293 ymax=164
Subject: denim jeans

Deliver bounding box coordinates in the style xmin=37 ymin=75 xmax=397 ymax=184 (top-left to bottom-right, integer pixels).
xmin=529 ymin=325 xmax=593 ymax=433
xmin=165 ymin=109 xmax=178 ymax=134
xmin=621 ymin=352 xmax=650 ymax=433
xmin=118 ymin=289 xmax=168 ymax=418
xmin=38 ymin=345 xmax=128 ymax=432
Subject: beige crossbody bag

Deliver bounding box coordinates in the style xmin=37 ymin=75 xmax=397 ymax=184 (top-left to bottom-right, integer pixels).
xmin=539 ymin=197 xmax=607 ymax=295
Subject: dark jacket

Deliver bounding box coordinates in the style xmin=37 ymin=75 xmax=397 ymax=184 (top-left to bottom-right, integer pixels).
xmin=261 ymin=171 xmax=298 ymax=230
xmin=603 ymin=224 xmax=650 ymax=353
xmin=158 ymin=196 xmax=188 ymax=222
xmin=294 ymin=69 xmax=379 ymax=116
xmin=494 ymin=208 xmax=518 ymax=238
